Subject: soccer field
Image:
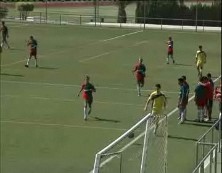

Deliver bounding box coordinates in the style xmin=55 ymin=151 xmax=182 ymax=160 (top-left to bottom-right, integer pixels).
xmin=0 ymin=22 xmax=221 ymax=173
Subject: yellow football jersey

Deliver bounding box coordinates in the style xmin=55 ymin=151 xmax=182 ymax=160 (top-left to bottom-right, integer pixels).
xmin=196 ymin=50 xmax=206 ymax=64
xmin=148 ymin=91 xmax=166 ymax=114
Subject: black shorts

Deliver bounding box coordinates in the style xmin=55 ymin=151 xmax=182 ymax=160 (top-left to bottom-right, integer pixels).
xmin=207 ymin=99 xmax=213 ymax=109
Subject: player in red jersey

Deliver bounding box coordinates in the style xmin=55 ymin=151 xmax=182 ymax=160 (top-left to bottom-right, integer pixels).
xmin=132 ymin=58 xmax=146 ymax=96
xmin=77 ymin=75 xmax=96 ymax=121
xmin=194 ymin=76 xmax=208 ymax=122
xmin=166 ymin=36 xmax=175 ymax=64
xmin=214 ymin=79 xmax=221 ymax=113
xmin=203 ymin=74 xmax=214 ymax=121
xmin=25 ymin=36 xmax=38 ymax=68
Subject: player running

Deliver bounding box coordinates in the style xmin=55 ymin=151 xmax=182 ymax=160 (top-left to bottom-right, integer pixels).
xmin=25 ymin=36 xmax=38 ymax=68
xmin=77 ymin=75 xmax=96 ymax=121
xmin=132 ymin=58 xmax=146 ymax=96
xmin=195 ymin=45 xmax=207 ymax=77
xmin=166 ymin=36 xmax=175 ymax=64
xmin=144 ymin=84 xmax=167 ymax=135
xmin=0 ymin=21 xmax=10 ymax=49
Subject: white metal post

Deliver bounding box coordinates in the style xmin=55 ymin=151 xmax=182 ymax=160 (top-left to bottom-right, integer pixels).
xmin=140 ymin=117 xmax=151 ymax=173
xmin=93 ymin=154 xmax=101 ymax=173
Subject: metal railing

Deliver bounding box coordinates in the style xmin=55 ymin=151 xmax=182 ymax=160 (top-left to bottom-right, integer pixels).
xmin=4 ymin=11 xmax=221 ymax=32
xmin=192 ymin=114 xmax=222 ymax=173
xmin=192 ymin=143 xmax=218 ymax=173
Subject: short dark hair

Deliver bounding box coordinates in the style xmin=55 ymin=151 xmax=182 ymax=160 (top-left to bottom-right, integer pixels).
xmin=155 ymin=84 xmax=161 ymax=89
xmin=85 ymin=75 xmax=90 ymax=80
xmin=181 ymin=75 xmax=186 ymax=80
xmin=207 ymin=73 xmax=211 ymax=78
xmin=2 ymin=21 xmax=5 ymax=25
xmin=178 ymin=78 xmax=184 ymax=83
xmin=199 ymin=76 xmax=206 ymax=82
xmin=199 ymin=45 xmax=202 ymax=49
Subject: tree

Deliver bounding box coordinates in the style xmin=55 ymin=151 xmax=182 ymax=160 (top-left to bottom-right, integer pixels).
xmin=16 ymin=2 xmax=34 ymax=20
xmin=0 ymin=6 xmax=8 ymax=19
xmin=115 ymin=0 xmax=135 ymax=23
xmin=135 ymin=0 xmax=150 ymax=23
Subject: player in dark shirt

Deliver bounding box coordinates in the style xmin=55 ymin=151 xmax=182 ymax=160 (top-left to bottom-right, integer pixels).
xmin=77 ymin=75 xmax=96 ymax=121
xmin=0 ymin=21 xmax=10 ymax=49
xmin=25 ymin=36 xmax=38 ymax=68
xmin=166 ymin=36 xmax=175 ymax=64
xmin=132 ymin=58 xmax=146 ymax=96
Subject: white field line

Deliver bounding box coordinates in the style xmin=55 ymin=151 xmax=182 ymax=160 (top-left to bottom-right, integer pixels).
xmin=79 ymin=52 xmax=110 ymax=63
xmin=79 ymin=40 xmax=148 ymax=63
xmin=0 ymin=120 xmax=127 ymax=131
xmin=9 ymin=24 xmax=30 ymax=28
xmin=102 ymin=30 xmax=143 ymax=42
xmin=1 ymin=80 xmax=181 ymax=94
xmin=1 ymin=59 xmax=27 ymax=67
xmin=1 ymin=30 xmax=143 ymax=67
xmin=0 ymin=48 xmax=69 ymax=67
xmin=0 ymin=94 xmax=143 ymax=107
xmin=134 ymin=40 xmax=148 ymax=46
xmin=89 ymin=75 xmax=221 ymax=173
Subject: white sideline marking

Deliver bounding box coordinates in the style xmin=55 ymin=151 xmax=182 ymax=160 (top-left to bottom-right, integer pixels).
xmin=0 ymin=94 xmax=143 ymax=107
xmin=90 ymin=75 xmax=221 ymax=173
xmin=9 ymin=24 xmax=29 ymax=28
xmin=1 ymin=59 xmax=27 ymax=67
xmin=1 ymin=80 xmax=181 ymax=94
xmin=0 ymin=120 xmax=127 ymax=131
xmin=1 ymin=47 xmax=78 ymax=67
xmin=134 ymin=40 xmax=148 ymax=45
xmin=102 ymin=30 xmax=143 ymax=42
xmin=79 ymin=40 xmax=148 ymax=63
xmin=1 ymin=30 xmax=142 ymax=67
xmin=79 ymin=52 xmax=110 ymax=63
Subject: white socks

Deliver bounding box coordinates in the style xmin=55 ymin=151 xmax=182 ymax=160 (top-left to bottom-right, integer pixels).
xmin=84 ymin=107 xmax=88 ymax=120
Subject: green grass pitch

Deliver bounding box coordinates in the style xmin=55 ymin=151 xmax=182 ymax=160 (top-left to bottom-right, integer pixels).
xmin=0 ymin=22 xmax=221 ymax=173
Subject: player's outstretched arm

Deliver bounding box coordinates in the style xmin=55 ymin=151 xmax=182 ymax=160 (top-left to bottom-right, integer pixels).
xmin=144 ymin=98 xmax=151 ymax=111
xmin=77 ymin=88 xmax=83 ymax=97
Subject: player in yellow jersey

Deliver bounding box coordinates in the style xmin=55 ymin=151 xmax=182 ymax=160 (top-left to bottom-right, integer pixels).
xmin=144 ymin=84 xmax=167 ymax=135
xmin=195 ymin=45 xmax=207 ymax=77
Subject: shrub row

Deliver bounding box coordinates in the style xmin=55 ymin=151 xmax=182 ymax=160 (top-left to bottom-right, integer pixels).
xmin=136 ymin=1 xmax=221 ymax=26
xmin=1 ymin=0 xmax=112 ymax=2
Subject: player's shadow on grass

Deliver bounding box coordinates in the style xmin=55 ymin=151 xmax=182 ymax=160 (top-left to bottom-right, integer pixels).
xmin=175 ymin=63 xmax=193 ymax=66
xmin=183 ymin=120 xmax=214 ymax=127
xmin=168 ymin=135 xmax=198 ymax=142
xmin=92 ymin=116 xmax=120 ymax=123
xmin=38 ymin=66 xmax=58 ymax=70
xmin=0 ymin=73 xmax=24 ymax=77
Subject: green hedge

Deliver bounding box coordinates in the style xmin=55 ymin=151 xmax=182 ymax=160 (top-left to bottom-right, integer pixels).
xmin=0 ymin=6 xmax=8 ymax=19
xmin=136 ymin=1 xmax=221 ymax=26
xmin=16 ymin=2 xmax=34 ymax=20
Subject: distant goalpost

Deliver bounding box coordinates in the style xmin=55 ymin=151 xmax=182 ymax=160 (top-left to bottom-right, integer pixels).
xmin=91 ymin=113 xmax=168 ymax=173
